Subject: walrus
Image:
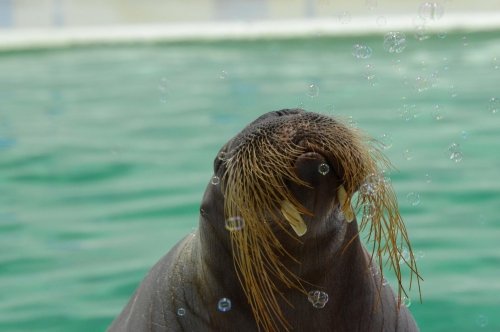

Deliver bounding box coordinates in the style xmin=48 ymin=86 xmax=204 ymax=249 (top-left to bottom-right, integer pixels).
xmin=108 ymin=109 xmax=422 ymax=332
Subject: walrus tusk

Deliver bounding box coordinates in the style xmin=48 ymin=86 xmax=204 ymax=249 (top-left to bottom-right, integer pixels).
xmin=281 ymin=200 xmax=307 ymax=236
xmin=337 ymin=185 xmax=355 ymax=223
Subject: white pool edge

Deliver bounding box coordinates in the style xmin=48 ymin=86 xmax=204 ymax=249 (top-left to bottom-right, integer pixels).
xmin=1 ymin=13 xmax=500 ymax=51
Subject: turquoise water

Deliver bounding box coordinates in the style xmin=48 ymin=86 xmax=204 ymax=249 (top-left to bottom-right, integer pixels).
xmin=1 ymin=31 xmax=499 ymax=331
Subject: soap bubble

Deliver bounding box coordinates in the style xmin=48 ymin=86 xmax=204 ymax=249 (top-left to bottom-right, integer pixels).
xmin=419 ymin=2 xmax=444 ymax=21
xmin=415 ymin=76 xmax=429 ymax=92
xmin=217 ymin=298 xmax=232 ymax=312
xmin=225 ymin=216 xmax=245 ymax=231
xmin=383 ymin=32 xmax=406 ymax=53
xmin=308 ymin=290 xmax=329 ymax=309
xmin=307 ymin=84 xmax=319 ymax=98
xmin=432 ymin=105 xmax=444 ymax=120
xmin=352 ymin=44 xmax=373 ymax=59
xmin=460 ymin=130 xmax=469 ymax=140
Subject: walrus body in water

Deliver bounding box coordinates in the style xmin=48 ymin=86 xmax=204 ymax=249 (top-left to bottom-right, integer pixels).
xmin=109 ymin=109 xmax=421 ymax=332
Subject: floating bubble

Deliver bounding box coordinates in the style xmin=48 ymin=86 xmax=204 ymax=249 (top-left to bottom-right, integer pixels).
xmin=347 ymin=116 xmax=357 ymax=128
xmin=407 ymin=192 xmax=421 ymax=206
xmin=225 ymin=216 xmax=245 ymax=231
xmin=462 ymin=36 xmax=468 ymax=47
xmin=415 ymin=76 xmax=429 ymax=92
xmin=436 ymin=30 xmax=447 ymax=39
xmin=362 ymin=202 xmax=376 ymax=219
xmin=399 ymin=247 xmax=410 ymax=264
xmin=217 ymin=298 xmax=232 ymax=312
xmin=363 ymin=64 xmax=376 ymax=85
xmin=488 ymin=97 xmax=500 ymax=114
xmin=424 ymin=173 xmax=432 ymax=183
xmin=365 ymin=0 xmax=378 ymax=10
xmin=376 ymin=16 xmax=387 ymax=26
xmin=432 ymin=105 xmax=444 ymax=120
xmin=219 ymin=70 xmax=228 ymax=80
xmin=158 ymin=77 xmax=169 ymax=103
xmin=475 ymin=314 xmax=488 ymax=327
xmin=177 ymin=308 xmax=186 ymax=316
xmin=414 ymin=25 xmax=430 ymax=41
xmin=318 ymin=163 xmax=330 ymax=175
xmin=460 ymin=130 xmax=468 ymax=140
xmin=352 ymin=44 xmax=373 ymax=59
xmin=307 ymin=290 xmax=329 ymax=309
xmin=492 ymin=57 xmax=499 ymax=70
xmin=338 ymin=11 xmax=351 ymax=24
xmin=400 ymin=104 xmax=418 ymax=121
xmin=382 ymin=278 xmax=389 ymax=286
xmin=419 ymin=2 xmax=444 ymax=21
xmin=359 ymin=174 xmax=382 ymax=196
xmin=307 ymin=84 xmax=319 ymax=98
xmin=402 ymin=296 xmax=412 ymax=307
xmin=211 ymin=175 xmax=220 ymax=185
xmin=403 ymin=148 xmax=414 ymax=161
xmin=383 ymin=32 xmax=406 ymax=53
xmin=448 ymin=142 xmax=463 ymax=163
xmin=416 ymin=250 xmax=425 ymax=260
xmin=379 ymin=133 xmax=393 ymax=149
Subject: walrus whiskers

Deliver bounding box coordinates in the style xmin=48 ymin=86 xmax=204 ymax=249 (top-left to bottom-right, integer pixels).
xmin=221 ymin=114 xmax=422 ymax=332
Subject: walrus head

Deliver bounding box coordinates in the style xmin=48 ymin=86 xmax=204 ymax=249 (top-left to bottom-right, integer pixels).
xmin=210 ymin=109 xmax=421 ymax=331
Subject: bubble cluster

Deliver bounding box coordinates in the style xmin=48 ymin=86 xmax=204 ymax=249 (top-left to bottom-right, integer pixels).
xmin=217 ymin=298 xmax=232 ymax=312
xmin=307 ymin=290 xmax=329 ymax=309
xmin=359 ymin=173 xmax=383 ymax=197
xmin=225 ymin=216 xmax=245 ymax=231
xmin=488 ymin=97 xmax=500 ymax=114
xmin=307 ymin=84 xmax=319 ymax=98
xmin=448 ymin=143 xmax=463 ymax=163
xmin=406 ymin=192 xmax=421 ymax=206
xmin=211 ymin=175 xmax=220 ymax=185
xmin=318 ymin=163 xmax=330 ymax=175
xmin=418 ymin=2 xmax=444 ymax=21
xmin=177 ymin=308 xmax=186 ymax=316
xmin=352 ymin=44 xmax=373 ymax=59
xmin=383 ymin=32 xmax=406 ymax=53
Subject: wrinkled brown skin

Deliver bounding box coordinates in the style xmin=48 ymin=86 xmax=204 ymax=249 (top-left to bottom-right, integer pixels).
xmin=108 ymin=110 xmax=419 ymax=332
